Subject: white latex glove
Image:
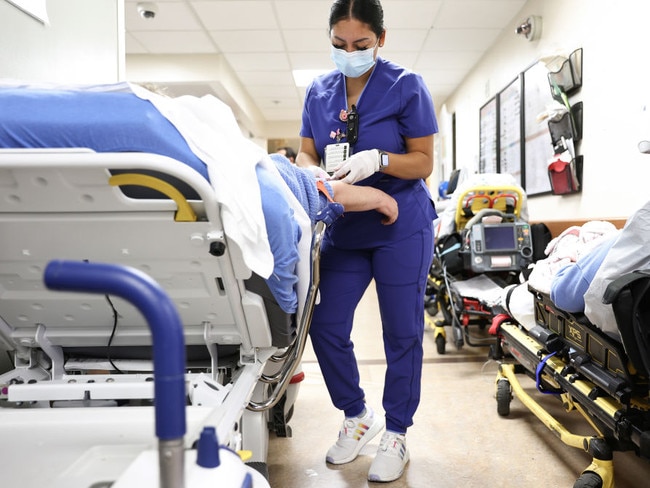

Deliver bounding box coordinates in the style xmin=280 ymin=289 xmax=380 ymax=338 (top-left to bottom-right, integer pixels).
xmin=331 ymin=149 xmax=380 ymax=184
xmin=304 ymin=164 xmax=330 ymax=181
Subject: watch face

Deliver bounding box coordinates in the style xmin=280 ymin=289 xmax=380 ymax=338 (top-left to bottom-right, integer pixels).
xmin=380 ymin=152 xmax=389 ymax=168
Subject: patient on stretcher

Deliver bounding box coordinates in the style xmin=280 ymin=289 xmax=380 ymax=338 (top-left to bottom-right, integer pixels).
xmin=0 ymin=82 xmax=398 ymax=314
xmin=501 ymin=200 xmax=650 ymax=342
xmin=549 ymin=200 xmax=650 ymax=340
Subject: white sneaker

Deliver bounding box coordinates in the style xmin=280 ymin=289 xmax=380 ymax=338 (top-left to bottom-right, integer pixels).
xmin=326 ymin=405 xmax=384 ymax=465
xmin=367 ymin=431 xmax=410 ymax=482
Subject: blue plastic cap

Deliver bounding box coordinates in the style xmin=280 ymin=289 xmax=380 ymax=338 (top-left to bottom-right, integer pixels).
xmin=196 ymin=426 xmax=220 ymax=468
xmin=242 ymin=471 xmax=253 ymax=488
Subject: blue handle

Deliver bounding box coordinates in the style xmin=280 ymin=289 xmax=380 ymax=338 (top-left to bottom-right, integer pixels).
xmin=44 ymin=260 xmax=186 ymax=441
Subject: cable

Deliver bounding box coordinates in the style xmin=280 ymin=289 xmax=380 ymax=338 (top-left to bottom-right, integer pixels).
xmin=104 ymin=294 xmax=124 ymax=374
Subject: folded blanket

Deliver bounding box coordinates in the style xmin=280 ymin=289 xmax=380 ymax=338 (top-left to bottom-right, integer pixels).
xmin=269 ymin=153 xmax=320 ymax=222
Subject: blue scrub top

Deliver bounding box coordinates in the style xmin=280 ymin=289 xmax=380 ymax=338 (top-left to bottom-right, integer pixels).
xmin=300 ymin=58 xmax=439 ymax=248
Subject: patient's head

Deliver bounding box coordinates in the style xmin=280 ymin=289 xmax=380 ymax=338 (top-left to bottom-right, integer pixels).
xmin=135 ymin=82 xmax=170 ymax=97
xmin=276 ymin=146 xmax=297 ymax=163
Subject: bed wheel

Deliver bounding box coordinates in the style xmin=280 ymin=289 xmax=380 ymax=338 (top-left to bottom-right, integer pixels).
xmin=574 ymin=471 xmax=603 ymax=488
xmin=435 ymin=334 xmax=446 ymax=355
xmin=426 ymin=300 xmax=439 ymax=316
xmin=496 ymin=379 xmax=512 ymax=416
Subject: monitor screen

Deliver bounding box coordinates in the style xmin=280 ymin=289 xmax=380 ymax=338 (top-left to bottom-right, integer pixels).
xmin=483 ymin=225 xmax=516 ymax=251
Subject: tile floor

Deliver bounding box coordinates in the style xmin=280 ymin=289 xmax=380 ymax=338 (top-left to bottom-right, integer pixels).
xmin=267 ymin=285 xmax=650 ymax=487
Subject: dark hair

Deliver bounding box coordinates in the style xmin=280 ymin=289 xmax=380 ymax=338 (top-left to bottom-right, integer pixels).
xmin=329 ymin=0 xmax=384 ymax=38
xmin=277 ymin=146 xmax=297 ymax=160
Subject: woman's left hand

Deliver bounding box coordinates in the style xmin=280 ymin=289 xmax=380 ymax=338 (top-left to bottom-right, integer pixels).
xmin=331 ymin=149 xmax=380 ymax=184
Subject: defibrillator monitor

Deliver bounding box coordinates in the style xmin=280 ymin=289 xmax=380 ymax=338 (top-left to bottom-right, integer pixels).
xmin=483 ymin=225 xmax=517 ymax=251
xmin=465 ymin=221 xmax=533 ymax=273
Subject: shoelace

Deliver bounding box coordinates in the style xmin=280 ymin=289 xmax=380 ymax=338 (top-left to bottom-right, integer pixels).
xmin=378 ymin=433 xmax=404 ymax=455
xmin=342 ymin=418 xmax=369 ymax=439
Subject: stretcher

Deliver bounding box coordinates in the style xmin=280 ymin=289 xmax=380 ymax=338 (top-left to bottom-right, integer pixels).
xmin=491 ymin=274 xmax=650 ymax=488
xmin=427 ymin=179 xmax=532 ymax=354
xmin=0 ymin=149 xmax=323 ymax=487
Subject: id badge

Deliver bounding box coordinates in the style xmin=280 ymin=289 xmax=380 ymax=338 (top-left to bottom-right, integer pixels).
xmin=324 ymin=142 xmax=349 ymax=174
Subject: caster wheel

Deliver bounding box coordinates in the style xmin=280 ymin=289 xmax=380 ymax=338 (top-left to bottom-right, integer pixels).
xmin=435 ymin=334 xmax=446 ymax=355
xmin=496 ymin=379 xmax=512 ymax=416
xmin=426 ymin=301 xmax=439 ymax=316
xmin=574 ymin=472 xmax=603 ymax=488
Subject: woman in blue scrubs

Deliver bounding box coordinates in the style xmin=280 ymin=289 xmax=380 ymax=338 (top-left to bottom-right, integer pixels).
xmin=296 ymin=0 xmax=438 ymax=482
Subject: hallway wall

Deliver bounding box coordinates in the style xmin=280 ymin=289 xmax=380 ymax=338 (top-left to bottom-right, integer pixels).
xmin=441 ymin=0 xmax=650 ymax=221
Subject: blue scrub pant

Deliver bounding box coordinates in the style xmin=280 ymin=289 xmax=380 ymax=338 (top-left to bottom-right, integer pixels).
xmin=309 ymin=224 xmax=434 ymax=433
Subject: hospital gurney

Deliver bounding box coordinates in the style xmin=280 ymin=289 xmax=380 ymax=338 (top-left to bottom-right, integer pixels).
xmin=0 ymin=149 xmax=323 ymax=487
xmin=491 ymin=275 xmax=650 ymax=488
xmin=427 ymin=180 xmax=533 ymax=354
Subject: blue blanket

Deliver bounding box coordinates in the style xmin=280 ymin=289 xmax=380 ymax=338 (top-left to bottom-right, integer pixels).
xmin=0 ymin=86 xmax=302 ymax=313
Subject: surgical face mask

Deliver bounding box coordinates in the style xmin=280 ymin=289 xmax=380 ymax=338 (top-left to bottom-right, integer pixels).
xmin=330 ymin=42 xmax=378 ymax=78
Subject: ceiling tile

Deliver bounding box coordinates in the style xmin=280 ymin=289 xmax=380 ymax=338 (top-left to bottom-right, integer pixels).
xmin=284 ymin=29 xmax=329 ymax=53
xmin=258 ymin=107 xmax=304 ymax=121
xmin=191 ymin=0 xmax=278 ymax=30
xmin=223 ymin=52 xmax=291 ymax=71
xmin=424 ymin=29 xmax=502 ymax=52
xmin=381 ymin=1 xmax=443 ymax=29
xmin=236 ymin=70 xmax=296 ymax=86
xmin=210 ymin=29 xmax=285 ymax=53
xmin=418 ymin=69 xmax=469 ymax=86
xmin=275 ymin=1 xmax=333 ymax=30
xmin=383 ymin=29 xmax=430 ymax=51
xmin=434 ymin=0 xmax=526 ymax=29
xmin=247 ymin=85 xmax=299 ymax=99
xmin=131 ymin=31 xmax=217 ymax=54
xmin=415 ymin=50 xmax=484 ymax=72
xmin=288 ymin=51 xmax=333 ymax=71
xmin=255 ymin=96 xmax=302 ymax=110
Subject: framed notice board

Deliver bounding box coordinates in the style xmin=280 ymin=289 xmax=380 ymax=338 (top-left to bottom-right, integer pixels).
xmin=498 ymin=75 xmax=523 ymax=183
xmin=479 ymin=97 xmax=497 ymax=174
xmin=522 ymin=61 xmax=553 ymax=195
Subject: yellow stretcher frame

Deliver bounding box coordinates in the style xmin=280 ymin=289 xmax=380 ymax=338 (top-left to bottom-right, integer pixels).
xmin=496 ymin=322 xmax=620 ymax=488
xmin=454 ymin=185 xmax=523 ymax=230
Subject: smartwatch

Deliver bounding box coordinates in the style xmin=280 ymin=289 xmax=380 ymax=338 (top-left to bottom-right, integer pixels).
xmin=379 ymin=150 xmax=389 ymax=171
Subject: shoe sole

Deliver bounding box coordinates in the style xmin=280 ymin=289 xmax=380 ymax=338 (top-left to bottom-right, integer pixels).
xmin=326 ymin=418 xmax=385 ymax=465
xmin=367 ymin=449 xmax=410 ymax=482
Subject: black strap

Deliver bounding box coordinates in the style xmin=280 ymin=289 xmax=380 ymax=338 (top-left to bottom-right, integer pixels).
xmin=603 ymin=270 xmax=650 ymax=305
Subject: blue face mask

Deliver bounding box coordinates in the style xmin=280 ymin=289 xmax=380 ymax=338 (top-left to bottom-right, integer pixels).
xmin=330 ymin=43 xmax=378 ymax=78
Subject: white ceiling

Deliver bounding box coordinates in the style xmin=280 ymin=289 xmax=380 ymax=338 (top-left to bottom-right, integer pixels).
xmin=124 ymin=0 xmax=528 ymax=136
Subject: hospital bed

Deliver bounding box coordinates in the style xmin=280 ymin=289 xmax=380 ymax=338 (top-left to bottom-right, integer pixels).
xmin=428 ymin=175 xmax=532 ymax=354
xmin=490 ymin=216 xmax=650 ymax=488
xmin=0 ymin=85 xmax=323 ymax=487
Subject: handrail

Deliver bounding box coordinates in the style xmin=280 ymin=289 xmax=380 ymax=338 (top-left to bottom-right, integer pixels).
xmin=109 ymin=173 xmax=198 ymax=222
xmin=247 ymin=221 xmax=325 ymax=412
